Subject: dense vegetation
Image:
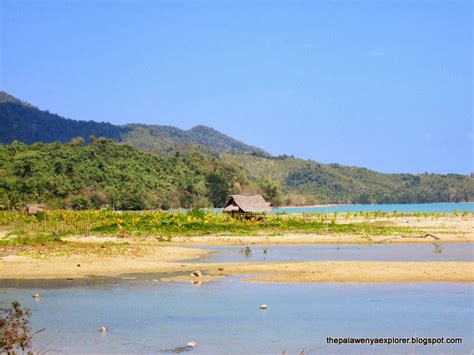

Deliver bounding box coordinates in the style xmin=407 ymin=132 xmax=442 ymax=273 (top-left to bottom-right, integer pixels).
xmin=222 ymin=154 xmax=474 ymax=205
xmin=1 ymin=91 xmax=472 ymax=207
xmin=0 ymin=139 xmax=254 ymax=210
xmin=123 ymin=124 xmax=268 ymax=156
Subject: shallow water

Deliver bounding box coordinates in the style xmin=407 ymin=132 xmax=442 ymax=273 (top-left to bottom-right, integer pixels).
xmin=273 ymin=202 xmax=474 ymax=214
xmin=190 ymin=243 xmax=474 ymax=263
xmin=178 ymin=202 xmax=474 ymax=214
xmin=0 ymin=279 xmax=472 ymax=354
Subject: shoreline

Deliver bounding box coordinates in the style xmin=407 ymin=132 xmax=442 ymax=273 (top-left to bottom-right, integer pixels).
xmin=275 ymin=201 xmax=474 ymax=209
xmin=1 ymin=215 xmax=472 ymax=283
xmin=1 ymin=257 xmax=472 ymax=283
xmin=1 ymin=241 xmax=473 ymax=283
xmin=169 ymin=233 xmax=473 ymax=245
xmin=275 ymin=203 xmax=345 ymax=209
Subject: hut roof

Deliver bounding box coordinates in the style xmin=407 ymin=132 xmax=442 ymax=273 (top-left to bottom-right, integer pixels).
xmin=224 ymin=194 xmax=272 ymax=213
xmin=25 ymin=203 xmax=46 ymax=215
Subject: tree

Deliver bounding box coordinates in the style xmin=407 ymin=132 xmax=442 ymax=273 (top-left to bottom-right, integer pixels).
xmin=259 ymin=179 xmax=283 ymax=206
xmin=206 ymin=172 xmax=231 ymax=207
xmin=357 ymin=193 xmax=371 ymax=204
xmin=90 ymin=192 xmax=106 ymax=209
xmin=88 ymin=135 xmax=97 ymax=143
xmin=69 ymin=137 xmax=85 ymax=146
xmin=71 ymin=195 xmax=90 ymax=210
xmin=53 ymin=161 xmax=63 ymax=175
xmin=4 ymin=191 xmax=22 ymax=211
xmin=118 ymin=185 xmax=147 ymax=210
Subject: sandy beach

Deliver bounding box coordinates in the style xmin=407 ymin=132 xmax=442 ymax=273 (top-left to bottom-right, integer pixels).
xmin=1 ymin=247 xmax=472 ymax=283
xmin=163 ymin=261 xmax=474 ymax=283
xmin=1 ymin=216 xmax=472 ymax=283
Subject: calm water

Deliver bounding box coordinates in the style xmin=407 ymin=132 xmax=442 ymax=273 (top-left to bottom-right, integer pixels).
xmin=0 ymin=279 xmax=472 ymax=354
xmin=176 ymin=202 xmax=474 ymax=214
xmin=273 ymin=202 xmax=474 ymax=214
xmin=190 ymin=243 xmax=474 ymax=263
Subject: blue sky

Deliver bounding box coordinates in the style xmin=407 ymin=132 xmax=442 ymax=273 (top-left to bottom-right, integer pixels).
xmin=1 ymin=0 xmax=472 ymax=174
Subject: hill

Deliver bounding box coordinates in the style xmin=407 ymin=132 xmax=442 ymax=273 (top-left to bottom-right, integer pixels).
xmin=122 ymin=124 xmax=268 ymax=156
xmin=0 ymin=92 xmax=267 ymax=156
xmin=1 ymin=91 xmax=472 ymax=208
xmin=222 ymin=153 xmax=474 ymax=205
xmin=0 ymin=139 xmax=253 ymax=210
xmin=0 ymin=92 xmax=125 ymax=144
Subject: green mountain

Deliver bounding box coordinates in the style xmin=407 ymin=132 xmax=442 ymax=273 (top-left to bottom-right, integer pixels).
xmin=222 ymin=154 xmax=474 ymax=205
xmin=0 ymin=91 xmax=125 ymax=144
xmin=0 ymin=91 xmax=472 ymax=208
xmin=121 ymin=124 xmax=268 ymax=156
xmin=0 ymin=91 xmax=267 ymax=156
xmin=0 ymin=139 xmax=253 ymax=210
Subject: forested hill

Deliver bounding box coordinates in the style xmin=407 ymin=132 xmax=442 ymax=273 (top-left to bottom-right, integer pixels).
xmin=0 ymin=139 xmax=254 ymax=210
xmin=0 ymin=91 xmax=472 ymax=208
xmin=1 ymin=141 xmax=472 ymax=211
xmin=0 ymin=91 xmax=267 ymax=155
xmin=0 ymin=91 xmax=124 ymax=143
xmin=222 ymin=154 xmax=474 ymax=205
xmin=121 ymin=124 xmax=268 ymax=156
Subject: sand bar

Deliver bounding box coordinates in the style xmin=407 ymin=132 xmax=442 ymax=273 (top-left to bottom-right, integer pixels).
xmin=1 ymin=216 xmax=472 ymax=283
xmin=1 ymin=242 xmax=472 ymax=283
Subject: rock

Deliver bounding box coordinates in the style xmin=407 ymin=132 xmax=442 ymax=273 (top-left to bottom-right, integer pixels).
xmin=32 ymin=293 xmax=40 ymax=299
xmin=77 ymin=264 xmax=81 ymax=267
xmin=218 ymin=267 xmax=224 ymax=272
xmin=190 ymin=270 xmax=202 ymax=277
xmin=99 ymin=326 xmax=108 ymax=333
xmin=186 ymin=341 xmax=197 ymax=348
xmin=259 ymin=304 xmax=268 ymax=310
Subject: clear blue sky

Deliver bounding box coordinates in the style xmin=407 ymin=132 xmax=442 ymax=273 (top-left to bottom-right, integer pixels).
xmin=1 ymin=0 xmax=472 ymax=174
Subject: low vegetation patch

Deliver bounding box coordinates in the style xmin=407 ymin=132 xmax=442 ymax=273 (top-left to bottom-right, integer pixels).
xmin=0 ymin=210 xmax=426 ymax=245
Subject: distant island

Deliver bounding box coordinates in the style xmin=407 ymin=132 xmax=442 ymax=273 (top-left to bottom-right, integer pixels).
xmin=0 ymin=91 xmax=472 ymax=210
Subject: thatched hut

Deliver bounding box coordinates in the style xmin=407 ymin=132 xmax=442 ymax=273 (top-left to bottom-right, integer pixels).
xmin=223 ymin=195 xmax=272 ymax=217
xmin=25 ymin=204 xmax=46 ymax=215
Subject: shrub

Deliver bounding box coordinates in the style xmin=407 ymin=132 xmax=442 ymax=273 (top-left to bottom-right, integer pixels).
xmin=0 ymin=301 xmax=32 ymax=354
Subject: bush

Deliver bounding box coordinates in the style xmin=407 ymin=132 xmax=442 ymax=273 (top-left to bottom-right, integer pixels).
xmin=71 ymin=195 xmax=90 ymax=210
xmin=0 ymin=301 xmax=32 ymax=354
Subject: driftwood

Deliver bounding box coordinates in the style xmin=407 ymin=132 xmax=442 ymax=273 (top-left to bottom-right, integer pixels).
xmin=376 ymin=233 xmax=440 ymax=244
